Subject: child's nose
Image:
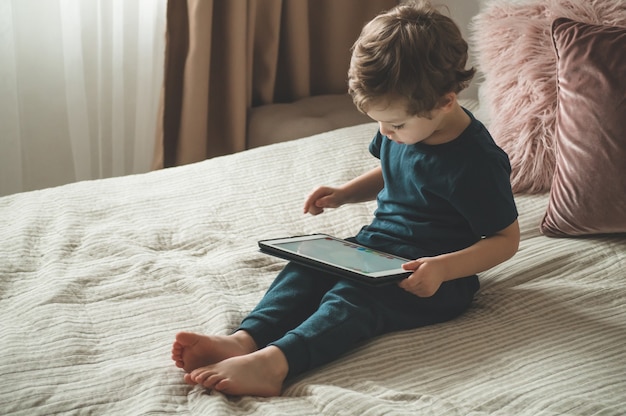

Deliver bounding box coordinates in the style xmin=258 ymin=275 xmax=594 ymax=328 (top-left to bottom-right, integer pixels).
xmin=379 ymin=123 xmax=393 ymax=137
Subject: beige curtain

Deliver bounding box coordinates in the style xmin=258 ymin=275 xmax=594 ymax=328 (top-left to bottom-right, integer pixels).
xmin=154 ymin=0 xmax=397 ymax=169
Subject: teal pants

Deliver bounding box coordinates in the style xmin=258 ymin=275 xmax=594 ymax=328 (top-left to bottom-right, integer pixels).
xmin=238 ymin=261 xmax=479 ymax=378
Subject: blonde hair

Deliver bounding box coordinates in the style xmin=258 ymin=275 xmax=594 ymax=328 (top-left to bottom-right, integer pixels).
xmin=348 ymin=0 xmax=475 ymax=116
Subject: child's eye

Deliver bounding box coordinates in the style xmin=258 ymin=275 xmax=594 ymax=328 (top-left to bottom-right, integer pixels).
xmin=392 ymin=124 xmax=404 ymax=130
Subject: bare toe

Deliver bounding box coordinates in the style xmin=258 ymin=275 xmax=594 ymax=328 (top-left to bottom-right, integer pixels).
xmin=191 ymin=346 xmax=288 ymax=397
xmin=172 ymin=331 xmax=257 ymax=373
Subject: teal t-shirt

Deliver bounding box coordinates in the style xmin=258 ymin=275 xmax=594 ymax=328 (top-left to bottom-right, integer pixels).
xmin=355 ymin=109 xmax=518 ymax=260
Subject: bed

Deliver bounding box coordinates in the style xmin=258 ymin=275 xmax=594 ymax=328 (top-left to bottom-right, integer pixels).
xmin=2 ymin=1 xmax=626 ymax=415
xmin=2 ymin=114 xmax=625 ymax=415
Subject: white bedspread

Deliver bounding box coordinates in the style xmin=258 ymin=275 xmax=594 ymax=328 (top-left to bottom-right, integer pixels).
xmin=1 ymin=122 xmax=625 ymax=415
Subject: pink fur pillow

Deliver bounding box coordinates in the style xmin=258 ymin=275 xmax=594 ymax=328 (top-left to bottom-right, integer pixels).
xmin=471 ymin=0 xmax=626 ymax=194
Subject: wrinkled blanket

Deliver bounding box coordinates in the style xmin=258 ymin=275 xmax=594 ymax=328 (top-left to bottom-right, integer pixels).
xmin=1 ymin=122 xmax=625 ymax=415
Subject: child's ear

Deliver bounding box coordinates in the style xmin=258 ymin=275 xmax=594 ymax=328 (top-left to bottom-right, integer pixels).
xmin=438 ymin=92 xmax=457 ymax=112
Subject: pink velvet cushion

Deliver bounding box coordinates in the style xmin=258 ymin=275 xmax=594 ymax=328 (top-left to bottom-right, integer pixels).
xmin=540 ymin=18 xmax=626 ymax=237
xmin=471 ymin=0 xmax=626 ymax=194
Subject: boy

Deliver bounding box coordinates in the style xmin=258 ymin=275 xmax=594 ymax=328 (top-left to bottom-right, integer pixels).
xmin=171 ymin=0 xmax=519 ymax=397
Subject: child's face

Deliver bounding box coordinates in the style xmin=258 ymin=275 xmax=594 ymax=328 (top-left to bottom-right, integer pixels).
xmin=366 ymin=98 xmax=448 ymax=146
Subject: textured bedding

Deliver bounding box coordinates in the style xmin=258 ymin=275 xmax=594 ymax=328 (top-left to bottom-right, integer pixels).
xmin=1 ymin=121 xmax=625 ymax=415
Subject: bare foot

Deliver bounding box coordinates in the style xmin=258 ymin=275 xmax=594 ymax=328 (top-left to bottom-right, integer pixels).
xmin=171 ymin=331 xmax=257 ymax=373
xmin=186 ymin=346 xmax=288 ymax=397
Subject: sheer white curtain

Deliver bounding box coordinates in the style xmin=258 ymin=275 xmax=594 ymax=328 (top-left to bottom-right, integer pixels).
xmin=0 ymin=0 xmax=166 ymax=197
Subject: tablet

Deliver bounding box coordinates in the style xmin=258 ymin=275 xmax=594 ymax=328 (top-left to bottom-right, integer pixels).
xmin=258 ymin=234 xmax=412 ymax=286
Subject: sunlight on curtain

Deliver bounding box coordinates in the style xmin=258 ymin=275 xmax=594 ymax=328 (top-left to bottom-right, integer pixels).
xmin=0 ymin=0 xmax=166 ymax=196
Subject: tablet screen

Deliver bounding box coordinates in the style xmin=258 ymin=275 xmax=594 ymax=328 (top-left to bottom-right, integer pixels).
xmin=262 ymin=235 xmax=409 ymax=277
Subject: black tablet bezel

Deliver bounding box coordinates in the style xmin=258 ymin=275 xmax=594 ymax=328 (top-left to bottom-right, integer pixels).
xmin=258 ymin=234 xmax=412 ymax=286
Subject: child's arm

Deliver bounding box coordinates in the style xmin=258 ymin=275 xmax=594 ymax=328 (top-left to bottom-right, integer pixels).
xmin=399 ymin=219 xmax=521 ymax=297
xmin=303 ymin=166 xmax=383 ymax=215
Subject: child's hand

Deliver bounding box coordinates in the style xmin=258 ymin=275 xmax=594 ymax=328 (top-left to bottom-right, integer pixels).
xmin=303 ymin=186 xmax=344 ymax=215
xmin=398 ymin=258 xmax=446 ymax=297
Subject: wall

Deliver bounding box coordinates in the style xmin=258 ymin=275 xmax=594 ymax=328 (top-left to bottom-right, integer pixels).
xmin=443 ymin=0 xmax=482 ymax=101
